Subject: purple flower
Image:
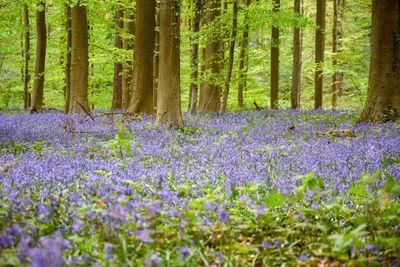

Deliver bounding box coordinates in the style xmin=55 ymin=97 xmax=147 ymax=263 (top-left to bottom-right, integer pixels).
xmin=136 ymin=229 xmax=154 ymax=243
xmin=180 ymin=247 xmax=189 ymax=259
xmin=103 ymin=243 xmax=114 ymax=262
xmin=144 ymin=253 xmax=161 ymax=267
xmin=218 ymin=208 xmax=229 ymax=224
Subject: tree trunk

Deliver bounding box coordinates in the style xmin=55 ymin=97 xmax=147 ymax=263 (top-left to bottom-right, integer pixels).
xmin=155 ymin=0 xmax=183 ymax=128
xmin=331 ymin=0 xmax=344 ymax=108
xmin=314 ymin=0 xmax=325 ymax=109
xmin=154 ymin=1 xmax=160 ymax=111
xmin=337 ymin=0 xmax=345 ymax=97
xmin=238 ymin=0 xmax=251 ymax=110
xmin=23 ymin=4 xmax=30 ymax=110
xmin=270 ymin=0 xmax=280 ymax=109
xmin=69 ymin=2 xmax=90 ymax=114
xmin=359 ymin=0 xmax=400 ymax=123
xmin=64 ymin=4 xmax=71 ymax=114
xmin=122 ymin=1 xmax=135 ymax=109
xmin=112 ymin=1 xmax=124 ymax=110
xmin=220 ymin=0 xmax=238 ymax=114
xmin=128 ymin=0 xmax=156 ymax=114
xmin=198 ymin=0 xmax=223 ymax=113
xmin=291 ymin=0 xmax=301 ymax=109
xmin=188 ymin=0 xmax=202 ymax=114
xmin=30 ymin=1 xmax=46 ymax=112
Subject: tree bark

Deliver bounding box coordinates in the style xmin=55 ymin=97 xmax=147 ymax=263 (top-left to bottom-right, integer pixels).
xmin=69 ymin=2 xmax=90 ymax=114
xmin=188 ymin=0 xmax=202 ymax=114
xmin=64 ymin=4 xmax=71 ymax=114
xmin=128 ymin=0 xmax=156 ymax=114
xmin=154 ymin=1 xmax=160 ymax=111
xmin=112 ymin=1 xmax=124 ymax=110
xmin=30 ymin=1 xmax=46 ymax=112
xmin=331 ymin=0 xmax=344 ymax=108
xmin=155 ymin=0 xmax=183 ymax=128
xmin=238 ymin=0 xmax=251 ymax=110
xmin=291 ymin=0 xmax=301 ymax=109
xmin=23 ymin=4 xmax=30 ymax=110
xmin=220 ymin=0 xmax=238 ymax=114
xmin=198 ymin=0 xmax=223 ymax=113
xmin=122 ymin=0 xmax=135 ymax=109
xmin=359 ymin=0 xmax=400 ymax=123
xmin=270 ymin=0 xmax=280 ymax=109
xmin=314 ymin=0 xmax=326 ymax=109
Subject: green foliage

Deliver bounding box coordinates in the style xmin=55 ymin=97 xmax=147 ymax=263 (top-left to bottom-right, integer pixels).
xmin=100 ymin=125 xmax=135 ymax=159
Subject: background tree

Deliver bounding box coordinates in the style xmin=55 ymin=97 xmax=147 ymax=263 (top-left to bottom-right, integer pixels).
xmin=359 ymin=0 xmax=400 ymax=123
xmin=155 ymin=0 xmax=183 ymax=127
xmin=188 ymin=0 xmax=202 ymax=114
xmin=314 ymin=0 xmax=326 ymax=109
xmin=198 ymin=0 xmax=223 ymax=113
xmin=69 ymin=1 xmax=90 ymax=114
xmin=128 ymin=0 xmax=156 ymax=114
xmin=270 ymin=0 xmax=280 ymax=109
xmin=237 ymin=0 xmax=251 ymax=110
xmin=30 ymin=1 xmax=47 ymax=112
xmin=291 ymin=0 xmax=301 ymax=109
xmin=22 ymin=3 xmax=30 ymax=110
xmin=220 ymin=0 xmax=238 ymax=114
xmin=122 ymin=0 xmax=135 ymax=109
xmin=111 ymin=1 xmax=124 ymax=110
xmin=64 ymin=3 xmax=71 ymax=113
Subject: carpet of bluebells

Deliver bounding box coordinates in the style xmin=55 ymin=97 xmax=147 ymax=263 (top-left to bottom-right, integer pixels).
xmin=0 ymin=110 xmax=399 ymax=266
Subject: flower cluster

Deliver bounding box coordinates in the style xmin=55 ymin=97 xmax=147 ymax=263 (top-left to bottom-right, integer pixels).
xmin=0 ymin=110 xmax=399 ymax=265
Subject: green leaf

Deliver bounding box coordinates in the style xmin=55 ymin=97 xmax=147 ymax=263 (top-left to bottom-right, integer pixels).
xmin=264 ymin=192 xmax=286 ymax=208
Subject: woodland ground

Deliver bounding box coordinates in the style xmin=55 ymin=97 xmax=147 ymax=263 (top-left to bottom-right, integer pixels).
xmin=0 ymin=110 xmax=399 ymax=266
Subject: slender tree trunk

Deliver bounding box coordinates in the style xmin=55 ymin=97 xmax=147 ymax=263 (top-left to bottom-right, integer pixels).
xmin=122 ymin=1 xmax=135 ymax=109
xmin=291 ymin=0 xmax=301 ymax=109
xmin=69 ymin=2 xmax=90 ymax=114
xmin=220 ymin=0 xmax=238 ymax=113
xmin=198 ymin=0 xmax=223 ymax=113
xmin=359 ymin=0 xmax=400 ymax=123
xmin=23 ymin=4 xmax=30 ymax=110
xmin=331 ymin=0 xmax=339 ymax=108
xmin=314 ymin=0 xmax=326 ymax=109
xmin=128 ymin=0 xmax=156 ymax=114
xmin=155 ymin=0 xmax=183 ymax=127
xmin=238 ymin=0 xmax=251 ymax=109
xmin=188 ymin=0 xmax=202 ymax=114
xmin=112 ymin=1 xmax=124 ymax=110
xmin=30 ymin=1 xmax=47 ymax=112
xmin=64 ymin=4 xmax=71 ymax=114
xmin=154 ymin=1 xmax=160 ymax=110
xmin=270 ymin=0 xmax=280 ymax=109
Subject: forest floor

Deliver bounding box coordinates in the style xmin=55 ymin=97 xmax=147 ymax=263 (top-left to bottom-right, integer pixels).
xmin=0 ymin=110 xmax=399 ymax=266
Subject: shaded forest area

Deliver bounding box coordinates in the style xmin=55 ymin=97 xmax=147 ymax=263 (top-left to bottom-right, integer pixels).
xmin=0 ymin=0 xmax=399 ymax=125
